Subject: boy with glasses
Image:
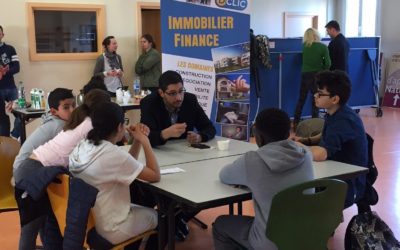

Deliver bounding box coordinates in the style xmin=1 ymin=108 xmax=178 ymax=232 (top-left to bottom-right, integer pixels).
xmin=296 ymin=70 xmax=368 ymax=208
xmin=140 ymin=70 xmax=216 ymax=147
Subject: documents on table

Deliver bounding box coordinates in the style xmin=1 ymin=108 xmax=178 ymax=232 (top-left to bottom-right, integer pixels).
xmin=160 ymin=167 xmax=186 ymax=175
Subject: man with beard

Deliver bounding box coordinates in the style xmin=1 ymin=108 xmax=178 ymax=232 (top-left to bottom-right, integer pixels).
xmin=139 ymin=70 xmax=216 ymax=241
xmin=140 ymin=70 xmax=216 ymax=147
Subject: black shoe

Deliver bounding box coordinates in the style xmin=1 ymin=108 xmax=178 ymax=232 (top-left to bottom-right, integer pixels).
xmin=175 ymin=230 xmax=186 ymax=242
xmin=176 ymin=218 xmax=189 ymax=236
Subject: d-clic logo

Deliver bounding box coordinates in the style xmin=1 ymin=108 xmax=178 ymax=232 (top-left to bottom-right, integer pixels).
xmin=215 ymin=0 xmax=248 ymax=11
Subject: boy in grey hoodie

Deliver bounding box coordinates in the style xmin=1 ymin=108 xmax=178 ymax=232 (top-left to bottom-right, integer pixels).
xmin=13 ymin=88 xmax=75 ymax=250
xmin=213 ymin=108 xmax=314 ymax=250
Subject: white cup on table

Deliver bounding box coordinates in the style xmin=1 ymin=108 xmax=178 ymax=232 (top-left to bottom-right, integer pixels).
xmin=217 ymin=140 xmax=230 ymax=151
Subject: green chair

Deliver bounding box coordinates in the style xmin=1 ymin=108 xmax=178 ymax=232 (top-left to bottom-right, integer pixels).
xmin=266 ymin=179 xmax=347 ymax=250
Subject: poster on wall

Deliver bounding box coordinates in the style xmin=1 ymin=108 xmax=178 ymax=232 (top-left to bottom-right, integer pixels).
xmin=161 ymin=0 xmax=251 ymax=118
xmin=382 ymin=53 xmax=400 ymax=108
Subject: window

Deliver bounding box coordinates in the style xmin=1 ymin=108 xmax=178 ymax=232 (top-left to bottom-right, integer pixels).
xmin=27 ymin=3 xmax=105 ymax=61
xmin=345 ymin=0 xmax=377 ymax=37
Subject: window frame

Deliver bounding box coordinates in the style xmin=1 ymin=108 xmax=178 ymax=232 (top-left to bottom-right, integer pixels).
xmin=27 ymin=2 xmax=105 ymax=61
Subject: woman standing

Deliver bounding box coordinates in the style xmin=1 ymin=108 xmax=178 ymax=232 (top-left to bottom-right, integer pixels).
xmin=135 ymin=34 xmax=161 ymax=93
xmin=93 ymin=36 xmax=124 ymax=96
xmin=293 ymin=28 xmax=331 ymax=131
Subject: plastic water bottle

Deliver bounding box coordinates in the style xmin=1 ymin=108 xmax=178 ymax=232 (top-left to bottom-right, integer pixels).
xmin=133 ymin=77 xmax=140 ymax=96
xmin=17 ymin=81 xmax=26 ymax=108
xmin=38 ymin=89 xmax=46 ymax=109
xmin=30 ymin=88 xmax=37 ymax=109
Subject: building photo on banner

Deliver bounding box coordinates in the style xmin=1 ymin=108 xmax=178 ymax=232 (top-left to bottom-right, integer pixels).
xmin=161 ymin=0 xmax=251 ymax=140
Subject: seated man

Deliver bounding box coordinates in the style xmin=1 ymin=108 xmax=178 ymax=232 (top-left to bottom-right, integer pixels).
xmin=140 ymin=70 xmax=216 ymax=147
xmin=213 ymin=108 xmax=314 ymax=250
xmin=297 ymin=70 xmax=368 ymax=208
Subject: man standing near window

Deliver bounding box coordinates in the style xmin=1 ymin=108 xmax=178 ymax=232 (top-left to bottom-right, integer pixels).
xmin=325 ymin=20 xmax=350 ymax=73
xmin=0 ymin=25 xmax=21 ymax=138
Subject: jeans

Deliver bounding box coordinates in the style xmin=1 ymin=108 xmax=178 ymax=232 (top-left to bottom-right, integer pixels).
xmin=0 ymin=87 xmax=21 ymax=137
xmin=212 ymin=215 xmax=253 ymax=250
xmin=293 ymin=72 xmax=319 ymax=125
xmin=18 ymin=216 xmax=45 ymax=250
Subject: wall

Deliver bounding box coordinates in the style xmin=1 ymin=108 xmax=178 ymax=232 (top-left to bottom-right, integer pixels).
xmin=250 ymin=0 xmax=331 ymax=38
xmin=380 ymin=0 xmax=400 ymax=58
xmin=0 ymin=0 xmax=158 ymax=96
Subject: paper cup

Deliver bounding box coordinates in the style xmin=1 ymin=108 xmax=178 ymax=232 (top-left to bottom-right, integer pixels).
xmin=217 ymin=140 xmax=230 ymax=150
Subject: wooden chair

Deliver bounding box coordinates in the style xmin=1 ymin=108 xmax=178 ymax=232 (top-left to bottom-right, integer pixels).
xmin=266 ymin=179 xmax=347 ymax=250
xmin=0 ymin=136 xmax=20 ymax=213
xmin=47 ymin=174 xmax=157 ymax=250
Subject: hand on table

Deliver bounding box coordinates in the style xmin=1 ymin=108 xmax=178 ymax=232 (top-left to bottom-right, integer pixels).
xmin=187 ymin=131 xmax=202 ymax=144
xmin=127 ymin=123 xmax=150 ymax=143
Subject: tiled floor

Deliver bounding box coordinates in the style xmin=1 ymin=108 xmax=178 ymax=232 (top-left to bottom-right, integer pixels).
xmin=1 ymin=107 xmax=399 ymax=249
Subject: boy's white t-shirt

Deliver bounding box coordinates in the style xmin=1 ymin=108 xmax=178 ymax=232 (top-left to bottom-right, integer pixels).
xmin=69 ymin=139 xmax=144 ymax=239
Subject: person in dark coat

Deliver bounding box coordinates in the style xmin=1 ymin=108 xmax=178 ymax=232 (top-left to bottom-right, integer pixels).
xmin=325 ymin=20 xmax=350 ymax=73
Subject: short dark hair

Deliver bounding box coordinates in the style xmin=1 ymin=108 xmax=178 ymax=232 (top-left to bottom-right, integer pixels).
xmin=325 ymin=20 xmax=340 ymax=31
xmin=87 ymin=102 xmax=125 ymax=146
xmin=159 ymin=70 xmax=183 ymax=91
xmin=255 ymin=108 xmax=291 ymax=143
xmin=315 ymin=70 xmax=351 ymax=105
xmin=102 ymin=36 xmax=115 ymax=51
xmin=83 ymin=75 xmax=107 ymax=95
xmin=142 ymin=34 xmax=156 ymax=49
xmin=48 ymin=88 xmax=74 ymax=110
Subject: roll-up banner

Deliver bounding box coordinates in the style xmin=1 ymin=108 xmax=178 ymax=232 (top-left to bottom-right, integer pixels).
xmin=161 ymin=0 xmax=251 ymax=140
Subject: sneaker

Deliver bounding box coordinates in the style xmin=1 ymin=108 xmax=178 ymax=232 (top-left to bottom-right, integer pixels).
xmin=176 ymin=218 xmax=189 ymax=236
xmin=175 ymin=230 xmax=186 ymax=242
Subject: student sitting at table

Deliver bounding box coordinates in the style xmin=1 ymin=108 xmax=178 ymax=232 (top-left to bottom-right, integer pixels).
xmin=140 ymin=70 xmax=216 ymax=147
xmin=12 ymin=88 xmax=75 ymax=250
xmin=294 ymin=70 xmax=368 ymax=209
xmin=69 ymin=102 xmax=160 ymax=249
xmin=14 ymin=89 xmax=111 ymax=178
xmin=213 ymin=108 xmax=314 ymax=250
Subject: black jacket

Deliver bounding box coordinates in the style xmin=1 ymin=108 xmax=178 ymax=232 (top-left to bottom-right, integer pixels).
xmin=328 ymin=33 xmax=350 ymax=72
xmin=140 ymin=92 xmax=216 ymax=147
xmin=15 ymin=159 xmax=98 ymax=249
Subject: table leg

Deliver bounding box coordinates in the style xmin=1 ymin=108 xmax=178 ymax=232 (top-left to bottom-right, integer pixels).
xmin=155 ymin=195 xmax=177 ymax=250
xmin=18 ymin=114 xmax=27 ymax=144
xmin=167 ymin=201 xmax=176 ymax=250
xmin=229 ymin=203 xmax=234 ymax=215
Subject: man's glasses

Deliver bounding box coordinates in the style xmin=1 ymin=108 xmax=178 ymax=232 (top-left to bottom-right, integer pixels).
xmin=314 ymin=92 xmax=332 ymax=98
xmin=164 ymin=88 xmax=186 ymax=97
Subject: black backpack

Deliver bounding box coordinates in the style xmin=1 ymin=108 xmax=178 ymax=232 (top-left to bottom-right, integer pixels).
xmin=345 ymin=134 xmax=400 ymax=249
xmin=345 ymin=211 xmax=400 ymax=249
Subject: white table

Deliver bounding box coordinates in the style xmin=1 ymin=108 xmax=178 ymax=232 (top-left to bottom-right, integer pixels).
xmin=136 ymin=143 xmax=368 ymax=250
xmin=12 ymin=108 xmax=46 ymax=144
xmin=124 ymin=136 xmax=257 ymax=167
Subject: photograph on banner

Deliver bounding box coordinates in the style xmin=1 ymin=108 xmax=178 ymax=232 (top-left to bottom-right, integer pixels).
xmin=211 ymin=42 xmax=250 ymax=74
xmin=216 ymin=73 xmax=250 ymax=101
xmin=184 ymin=0 xmax=211 ymax=6
xmin=221 ymin=124 xmax=248 ymax=141
xmin=216 ymin=101 xmax=249 ymax=125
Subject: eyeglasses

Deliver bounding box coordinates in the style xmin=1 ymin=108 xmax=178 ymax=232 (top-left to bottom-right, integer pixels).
xmin=164 ymin=88 xmax=186 ymax=97
xmin=314 ymin=92 xmax=332 ymax=98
